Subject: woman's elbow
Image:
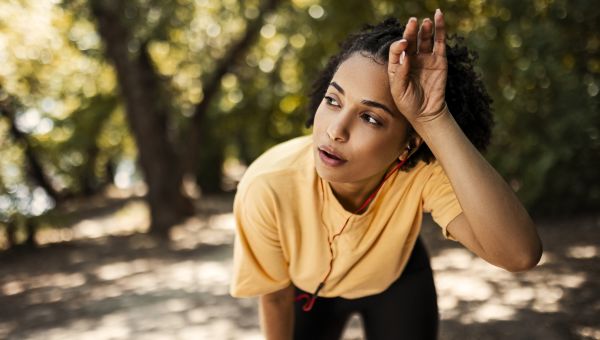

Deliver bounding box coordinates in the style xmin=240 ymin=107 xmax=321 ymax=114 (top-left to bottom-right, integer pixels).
xmin=504 ymin=241 xmax=543 ymax=272
xmin=260 ymin=284 xmax=295 ymax=304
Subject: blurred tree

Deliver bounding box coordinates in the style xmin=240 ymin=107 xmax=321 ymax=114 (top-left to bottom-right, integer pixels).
xmin=0 ymin=90 xmax=47 ymax=248
xmin=0 ymin=0 xmax=132 ymax=246
xmin=0 ymin=0 xmax=598 ymax=249
xmin=87 ymin=0 xmax=195 ymax=237
xmin=0 ymin=91 xmax=60 ymax=203
xmin=183 ymin=0 xmax=282 ymax=193
xmin=84 ymin=0 xmax=288 ymax=233
xmin=450 ymin=0 xmax=600 ymax=214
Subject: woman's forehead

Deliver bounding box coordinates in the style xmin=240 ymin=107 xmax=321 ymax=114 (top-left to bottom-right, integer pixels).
xmin=331 ymin=54 xmax=394 ymax=105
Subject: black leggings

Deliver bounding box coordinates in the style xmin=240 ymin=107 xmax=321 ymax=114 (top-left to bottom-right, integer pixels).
xmin=293 ymin=237 xmax=438 ymax=340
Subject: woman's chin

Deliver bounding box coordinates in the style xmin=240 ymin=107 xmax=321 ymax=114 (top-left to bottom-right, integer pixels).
xmin=315 ymin=164 xmax=351 ymax=183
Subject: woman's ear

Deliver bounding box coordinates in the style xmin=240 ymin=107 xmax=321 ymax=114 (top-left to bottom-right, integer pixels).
xmin=409 ymin=134 xmax=423 ymax=152
xmin=399 ymin=133 xmax=423 ymax=161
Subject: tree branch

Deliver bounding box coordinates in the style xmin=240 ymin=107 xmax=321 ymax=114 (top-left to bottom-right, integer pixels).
xmin=0 ymin=93 xmax=62 ymax=202
xmin=184 ymin=0 xmax=282 ymax=172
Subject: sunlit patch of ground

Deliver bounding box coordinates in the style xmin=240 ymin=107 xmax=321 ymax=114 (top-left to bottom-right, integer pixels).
xmin=433 ymin=249 xmax=586 ymax=320
xmin=0 ymin=195 xmax=598 ymax=339
xmin=428 ymin=215 xmax=600 ymax=340
xmin=35 ymin=200 xmax=151 ymax=245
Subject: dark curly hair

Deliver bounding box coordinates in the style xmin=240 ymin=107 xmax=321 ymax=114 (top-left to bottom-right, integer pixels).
xmin=306 ymin=18 xmax=494 ymax=170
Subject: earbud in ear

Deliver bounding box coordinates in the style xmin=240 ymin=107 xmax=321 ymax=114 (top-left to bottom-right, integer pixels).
xmin=398 ymin=145 xmax=410 ymax=161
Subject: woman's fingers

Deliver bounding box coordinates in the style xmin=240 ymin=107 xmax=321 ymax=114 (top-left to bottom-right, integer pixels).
xmin=390 ymin=10 xmax=446 ymax=90
xmin=388 ymin=39 xmax=410 ymax=89
xmin=433 ymin=9 xmax=446 ymax=56
xmin=417 ymin=18 xmax=433 ymax=54
xmin=402 ymin=17 xmax=418 ymax=55
xmin=388 ymin=40 xmax=402 ymax=67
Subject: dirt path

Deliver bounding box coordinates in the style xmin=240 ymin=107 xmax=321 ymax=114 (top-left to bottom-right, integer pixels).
xmin=0 ymin=196 xmax=598 ymax=339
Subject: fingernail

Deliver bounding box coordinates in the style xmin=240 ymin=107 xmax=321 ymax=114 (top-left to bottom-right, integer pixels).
xmin=400 ymin=51 xmax=405 ymax=65
xmin=410 ymin=17 xmax=417 ymax=22
xmin=436 ymin=8 xmax=442 ymax=15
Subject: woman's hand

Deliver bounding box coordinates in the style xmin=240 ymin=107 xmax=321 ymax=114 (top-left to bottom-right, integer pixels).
xmin=388 ymin=9 xmax=448 ymax=125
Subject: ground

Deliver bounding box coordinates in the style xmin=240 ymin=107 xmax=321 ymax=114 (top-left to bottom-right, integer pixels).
xmin=0 ymin=194 xmax=598 ymax=339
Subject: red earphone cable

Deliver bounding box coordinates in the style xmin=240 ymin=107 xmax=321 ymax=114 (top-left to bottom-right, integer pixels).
xmin=296 ymin=156 xmax=410 ymax=312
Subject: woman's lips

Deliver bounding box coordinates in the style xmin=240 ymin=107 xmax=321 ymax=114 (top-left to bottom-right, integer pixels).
xmin=318 ymin=149 xmax=347 ymax=167
xmin=319 ymin=145 xmax=346 ymax=160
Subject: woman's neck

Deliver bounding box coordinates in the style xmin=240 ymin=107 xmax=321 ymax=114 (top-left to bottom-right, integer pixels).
xmin=328 ymin=171 xmax=387 ymax=213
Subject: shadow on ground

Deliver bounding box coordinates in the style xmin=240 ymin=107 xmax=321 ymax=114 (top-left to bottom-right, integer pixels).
xmin=0 ymin=195 xmax=598 ymax=339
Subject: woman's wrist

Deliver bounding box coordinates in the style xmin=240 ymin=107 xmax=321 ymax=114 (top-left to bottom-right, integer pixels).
xmin=410 ymin=103 xmax=454 ymax=140
xmin=259 ymin=286 xmax=295 ymax=340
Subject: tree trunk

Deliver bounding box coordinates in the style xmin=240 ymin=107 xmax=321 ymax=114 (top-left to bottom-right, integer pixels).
xmin=90 ymin=0 xmax=193 ymax=238
xmin=0 ymin=93 xmax=61 ymax=203
xmin=184 ymin=0 xmax=282 ymax=190
xmin=196 ymin=124 xmax=225 ymax=194
xmin=6 ymin=220 xmax=17 ymax=249
xmin=79 ymin=96 xmax=117 ymax=197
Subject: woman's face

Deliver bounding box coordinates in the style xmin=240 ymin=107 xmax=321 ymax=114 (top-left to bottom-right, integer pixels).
xmin=313 ymin=53 xmax=413 ymax=185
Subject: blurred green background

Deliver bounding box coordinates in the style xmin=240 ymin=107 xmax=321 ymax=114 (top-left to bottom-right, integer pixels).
xmin=0 ymin=0 xmax=598 ymax=247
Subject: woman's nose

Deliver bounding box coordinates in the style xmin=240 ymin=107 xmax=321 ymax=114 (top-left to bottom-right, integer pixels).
xmin=326 ymin=113 xmax=350 ymax=142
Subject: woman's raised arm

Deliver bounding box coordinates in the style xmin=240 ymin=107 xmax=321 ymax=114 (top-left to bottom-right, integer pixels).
xmin=388 ymin=9 xmax=542 ymax=272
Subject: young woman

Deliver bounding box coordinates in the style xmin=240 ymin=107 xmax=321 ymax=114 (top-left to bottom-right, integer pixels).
xmin=230 ymin=9 xmax=542 ymax=340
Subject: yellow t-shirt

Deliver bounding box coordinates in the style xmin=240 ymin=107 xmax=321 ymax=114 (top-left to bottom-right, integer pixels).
xmin=230 ymin=135 xmax=462 ymax=299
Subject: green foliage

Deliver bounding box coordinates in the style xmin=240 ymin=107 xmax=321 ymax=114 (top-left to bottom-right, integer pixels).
xmin=463 ymin=0 xmax=600 ymax=214
xmin=0 ymin=0 xmax=598 ymax=226
xmin=0 ymin=1 xmax=132 ymax=217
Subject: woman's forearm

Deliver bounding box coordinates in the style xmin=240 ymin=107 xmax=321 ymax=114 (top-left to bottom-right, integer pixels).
xmin=259 ymin=285 xmax=295 ymax=340
xmin=413 ymin=110 xmax=542 ymax=269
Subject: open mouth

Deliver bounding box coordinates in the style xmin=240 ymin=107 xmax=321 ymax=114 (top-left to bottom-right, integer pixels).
xmin=321 ymin=149 xmax=342 ymax=160
xmin=318 ymin=147 xmax=347 ymax=166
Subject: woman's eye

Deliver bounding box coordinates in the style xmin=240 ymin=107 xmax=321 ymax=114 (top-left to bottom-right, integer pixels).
xmin=324 ymin=96 xmax=339 ymax=107
xmin=360 ymin=113 xmax=381 ymax=126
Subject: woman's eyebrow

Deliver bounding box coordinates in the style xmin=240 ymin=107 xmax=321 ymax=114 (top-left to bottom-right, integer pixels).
xmin=329 ymin=81 xmax=345 ymax=94
xmin=361 ymin=100 xmax=396 ymax=117
xmin=328 ymin=81 xmax=395 ymax=117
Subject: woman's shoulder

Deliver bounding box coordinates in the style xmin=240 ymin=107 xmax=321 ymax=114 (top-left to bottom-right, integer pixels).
xmin=393 ymin=159 xmax=446 ymax=193
xmin=236 ymin=135 xmax=314 ymax=197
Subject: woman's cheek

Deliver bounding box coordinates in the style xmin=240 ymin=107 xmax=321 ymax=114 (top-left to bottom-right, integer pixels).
xmin=313 ymin=105 xmax=329 ymax=132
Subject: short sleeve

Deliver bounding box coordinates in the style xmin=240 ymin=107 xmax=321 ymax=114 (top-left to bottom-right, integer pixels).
xmin=229 ymin=179 xmax=290 ymax=298
xmin=422 ymin=162 xmax=463 ymax=241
